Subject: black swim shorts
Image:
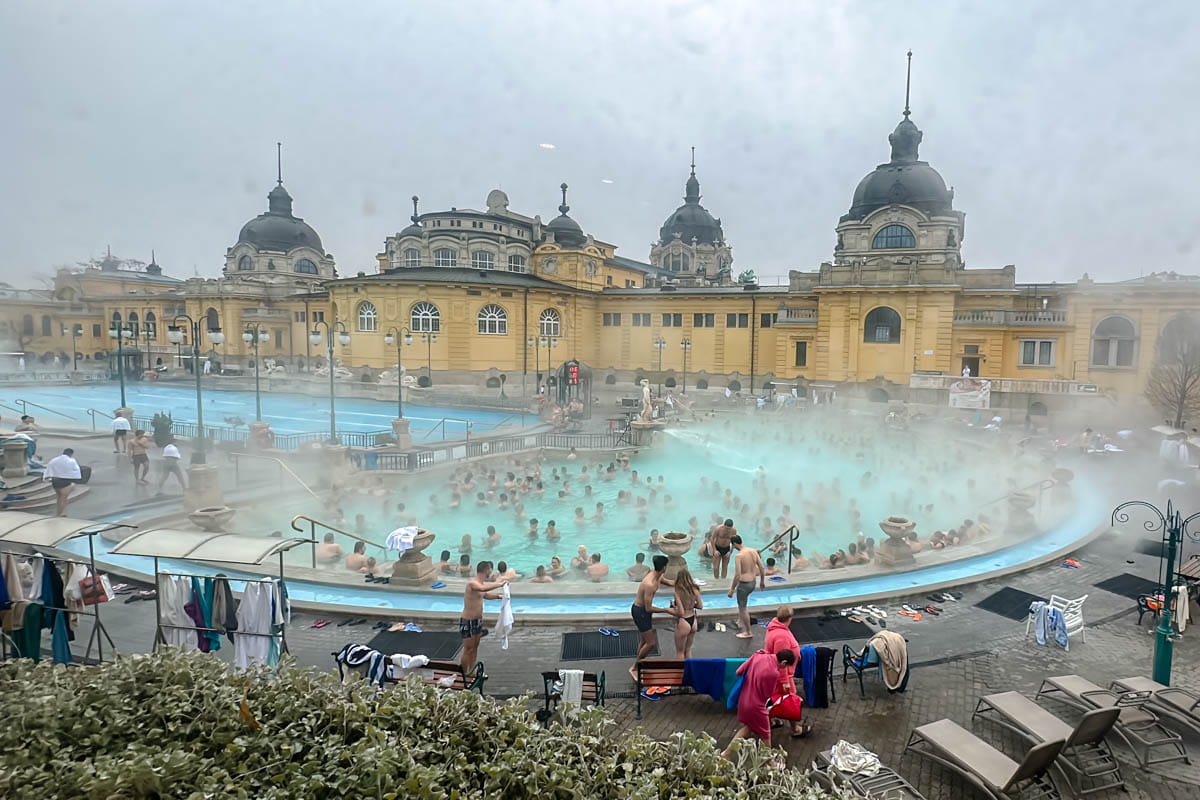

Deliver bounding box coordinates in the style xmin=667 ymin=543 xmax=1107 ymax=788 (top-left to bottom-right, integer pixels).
xmin=459 ymin=617 xmax=487 ymax=639
xmin=631 ymin=603 xmax=653 ymax=633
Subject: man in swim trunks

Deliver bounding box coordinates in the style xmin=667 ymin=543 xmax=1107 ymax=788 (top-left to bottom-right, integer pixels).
xmin=461 ymin=561 xmax=507 ymax=673
xmin=630 ymin=554 xmax=676 ymax=679
xmin=711 ymin=518 xmax=736 ymax=579
xmin=727 ymin=535 xmax=765 ymax=639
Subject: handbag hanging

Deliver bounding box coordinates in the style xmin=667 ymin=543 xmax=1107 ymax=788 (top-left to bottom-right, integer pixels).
xmin=79 ymin=574 xmax=110 ymax=605
xmin=766 ymin=692 xmax=803 ymax=721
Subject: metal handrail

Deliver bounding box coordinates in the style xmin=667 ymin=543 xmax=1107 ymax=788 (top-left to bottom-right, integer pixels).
xmin=289 ymin=514 xmax=391 ymax=569
xmin=15 ymin=398 xmax=77 ymax=420
xmin=762 ymin=524 xmax=801 ymax=573
xmin=415 ymin=416 xmax=473 ymax=442
xmin=228 ymin=452 xmax=321 ymax=500
xmin=976 ymin=478 xmax=1057 ymax=512
xmin=86 ymin=408 xmax=114 ymax=431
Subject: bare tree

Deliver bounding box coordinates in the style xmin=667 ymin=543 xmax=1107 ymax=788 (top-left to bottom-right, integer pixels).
xmin=1145 ymin=312 xmax=1200 ymax=429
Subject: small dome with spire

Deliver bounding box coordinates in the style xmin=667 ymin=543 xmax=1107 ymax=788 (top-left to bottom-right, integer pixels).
xmin=544 ymin=183 xmax=587 ymax=248
xmin=658 ymin=151 xmax=724 ymax=246
xmin=237 ymin=145 xmax=324 ymax=253
xmin=400 ymin=195 xmax=423 ymax=237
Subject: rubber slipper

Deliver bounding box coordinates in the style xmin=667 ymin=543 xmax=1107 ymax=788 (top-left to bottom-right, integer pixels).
xmin=404 ymin=622 xmax=423 ymax=633
xmin=347 ymin=618 xmax=367 ymax=626
xmin=848 ymin=615 xmax=865 ymax=623
xmin=866 ymin=605 xmax=887 ymax=617
xmin=768 ymin=576 xmax=786 ymax=582
xmin=388 ymin=622 xmax=406 ymax=632
xmin=336 ymin=618 xmax=353 ymax=626
xmin=924 ymin=606 xmax=940 ymax=615
xmin=430 ymin=581 xmax=447 ymax=589
xmin=372 ymin=621 xmax=388 ymax=630
xmin=901 ymin=604 xmax=919 ymax=615
xmin=864 ymin=616 xmax=879 ymax=626
xmin=311 ymin=620 xmax=330 ymax=628
xmin=640 ymin=690 xmax=661 ymax=701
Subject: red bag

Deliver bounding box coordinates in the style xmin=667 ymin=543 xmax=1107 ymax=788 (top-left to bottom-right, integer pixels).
xmin=767 ymin=693 xmax=803 ymax=721
xmin=79 ymin=575 xmax=111 ymax=605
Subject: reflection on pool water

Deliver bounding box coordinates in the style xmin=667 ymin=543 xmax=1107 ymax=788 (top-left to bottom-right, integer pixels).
xmin=11 ymin=382 xmax=525 ymax=438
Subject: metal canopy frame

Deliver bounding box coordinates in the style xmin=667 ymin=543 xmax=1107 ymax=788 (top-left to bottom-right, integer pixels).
xmin=0 ymin=513 xmax=136 ymax=665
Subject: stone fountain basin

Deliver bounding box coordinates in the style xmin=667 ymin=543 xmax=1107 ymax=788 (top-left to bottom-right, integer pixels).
xmin=188 ymin=506 xmax=236 ymax=532
xmin=658 ymin=531 xmax=693 ymax=557
xmin=398 ymin=529 xmax=436 ymax=560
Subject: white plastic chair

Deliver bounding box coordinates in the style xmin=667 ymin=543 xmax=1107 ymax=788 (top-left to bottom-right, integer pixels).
xmin=1050 ymin=593 xmax=1087 ymax=643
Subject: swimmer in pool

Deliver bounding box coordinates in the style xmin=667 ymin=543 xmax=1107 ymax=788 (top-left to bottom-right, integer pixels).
xmin=571 ymin=545 xmax=590 ymax=571
xmin=545 ymin=520 xmax=560 ymax=542
xmin=547 ymin=555 xmax=566 ymax=578
xmin=485 ymin=525 xmax=500 ymax=549
xmin=527 ymin=518 xmax=539 ymax=539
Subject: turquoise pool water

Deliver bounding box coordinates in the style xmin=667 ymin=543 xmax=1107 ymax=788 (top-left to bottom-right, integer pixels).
xmin=5 ymin=383 xmax=525 ymax=438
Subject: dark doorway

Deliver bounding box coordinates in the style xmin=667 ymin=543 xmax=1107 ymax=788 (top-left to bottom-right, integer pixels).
xmin=961 ymin=356 xmax=980 ymax=377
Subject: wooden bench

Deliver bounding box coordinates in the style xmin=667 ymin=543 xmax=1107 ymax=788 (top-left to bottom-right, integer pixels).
xmin=387 ymin=659 xmax=486 ymax=695
xmin=540 ymin=670 xmax=605 ymax=720
xmin=635 ymin=659 xmax=688 ymax=719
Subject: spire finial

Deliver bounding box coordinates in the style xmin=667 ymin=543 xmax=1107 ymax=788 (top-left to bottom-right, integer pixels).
xmin=411 ymin=195 xmax=420 ymax=225
xmin=106 ymin=244 xmax=111 ymax=259
xmin=558 ymin=182 xmax=570 ymax=215
xmin=903 ymin=50 xmax=913 ymax=118
xmin=150 ymin=249 xmax=156 ymax=264
xmin=276 ymin=142 xmax=283 ymax=185
xmin=690 ymin=146 xmax=696 ymax=176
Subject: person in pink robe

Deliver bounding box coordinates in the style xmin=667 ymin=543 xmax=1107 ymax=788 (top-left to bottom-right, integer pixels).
xmin=722 ymin=648 xmax=796 ymax=758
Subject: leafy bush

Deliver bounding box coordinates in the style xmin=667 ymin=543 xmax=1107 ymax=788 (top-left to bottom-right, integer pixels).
xmin=0 ymin=651 xmax=839 ymax=800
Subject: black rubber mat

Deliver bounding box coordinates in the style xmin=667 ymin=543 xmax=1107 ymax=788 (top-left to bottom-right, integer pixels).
xmin=365 ymin=630 xmax=462 ymax=661
xmin=789 ymin=615 xmax=874 ymax=643
xmin=561 ymin=630 xmax=657 ymax=661
xmin=974 ymin=587 xmax=1045 ymax=620
xmin=1134 ymin=539 xmax=1166 ymax=557
xmin=1094 ymin=572 xmax=1159 ymax=600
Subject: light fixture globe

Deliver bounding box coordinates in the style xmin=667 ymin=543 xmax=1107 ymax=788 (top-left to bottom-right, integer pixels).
xmin=242 ymin=331 xmax=254 ymax=343
xmin=208 ymin=329 xmax=225 ymax=345
xmin=259 ymin=331 xmax=269 ymax=343
xmin=384 ymin=334 xmax=395 ymax=346
xmin=309 ymin=331 xmax=322 ymax=346
xmin=337 ymin=333 xmax=351 ymax=347
xmin=404 ymin=335 xmax=413 ymax=345
xmin=166 ymin=326 xmax=184 ymax=344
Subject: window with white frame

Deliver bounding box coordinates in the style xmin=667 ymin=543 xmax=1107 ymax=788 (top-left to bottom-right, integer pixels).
xmin=602 ymin=313 xmax=621 ymax=326
xmin=294 ymin=259 xmax=318 ymax=274
xmin=726 ymin=313 xmax=748 ymax=329
xmin=357 ymin=301 xmax=378 ymax=332
xmin=434 ymin=248 xmax=457 ymax=267
xmin=539 ymin=308 xmax=561 ymax=337
xmin=472 ymin=251 xmax=495 ymax=270
xmin=1091 ymin=316 xmax=1136 ymax=367
xmin=1020 ymin=339 xmax=1056 ymax=366
xmin=507 ymin=254 xmax=527 ymax=273
xmin=410 ymin=301 xmax=440 ymax=332
xmin=631 ymin=313 xmax=651 ymax=327
xmin=404 ymin=248 xmax=420 ymax=268
xmin=477 ymin=304 xmax=508 ymax=335
xmin=662 ymin=313 xmax=683 ymax=327
xmin=693 ymin=313 xmax=714 ymax=328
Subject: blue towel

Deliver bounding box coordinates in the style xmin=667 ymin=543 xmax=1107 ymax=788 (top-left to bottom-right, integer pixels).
xmin=1030 ymin=602 xmax=1070 ymax=648
xmin=51 ymin=611 xmax=71 ymax=664
xmin=726 ymin=674 xmax=745 ymax=710
xmin=800 ymin=645 xmax=817 ymax=700
xmin=683 ymin=658 xmax=727 ymax=702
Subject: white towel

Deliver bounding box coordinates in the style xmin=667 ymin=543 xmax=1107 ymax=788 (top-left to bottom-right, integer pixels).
xmin=493 ymin=583 xmax=513 ymax=649
xmin=559 ymin=669 xmax=584 ymax=707
xmin=1176 ymin=584 xmax=1189 ymax=634
xmin=386 ymin=526 xmax=418 ymax=554
xmin=387 ymin=653 xmax=430 ymax=680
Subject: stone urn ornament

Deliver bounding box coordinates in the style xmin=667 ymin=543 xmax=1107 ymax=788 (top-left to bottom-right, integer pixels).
xmin=391 ymin=528 xmax=438 ymax=583
xmin=188 ymin=506 xmax=236 ymax=532
xmin=658 ymin=531 xmax=693 ymax=581
xmin=875 ymin=516 xmax=916 ymax=567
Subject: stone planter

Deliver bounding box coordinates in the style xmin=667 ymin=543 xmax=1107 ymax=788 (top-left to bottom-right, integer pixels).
xmin=391 ymin=528 xmax=438 ymax=583
xmin=188 ymin=505 xmax=236 ymax=532
xmin=658 ymin=531 xmax=692 ymax=581
xmin=875 ymin=516 xmax=916 ymax=567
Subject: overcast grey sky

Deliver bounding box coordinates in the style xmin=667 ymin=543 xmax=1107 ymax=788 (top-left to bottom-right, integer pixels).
xmin=2 ymin=1 xmax=1198 ymax=285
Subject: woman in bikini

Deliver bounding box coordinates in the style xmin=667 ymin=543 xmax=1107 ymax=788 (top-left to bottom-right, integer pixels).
xmin=672 ymin=568 xmax=703 ymax=660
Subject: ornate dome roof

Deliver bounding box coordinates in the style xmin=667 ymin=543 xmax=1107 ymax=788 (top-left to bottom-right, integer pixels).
xmin=658 ymin=160 xmax=724 ymax=246
xmin=237 ymin=182 xmax=324 ymax=253
xmin=399 ymin=195 xmax=423 ymax=237
xmin=842 ymin=114 xmax=953 ymax=222
xmin=545 ymin=183 xmax=587 ymax=248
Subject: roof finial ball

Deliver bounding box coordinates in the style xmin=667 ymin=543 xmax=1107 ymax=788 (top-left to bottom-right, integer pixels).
xmin=559 ymin=183 xmax=570 ymax=215
xmin=411 ymin=195 xmax=420 ymax=225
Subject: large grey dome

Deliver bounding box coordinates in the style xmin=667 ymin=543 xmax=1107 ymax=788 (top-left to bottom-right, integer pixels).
xmin=659 ymin=166 xmax=723 ymax=245
xmin=237 ymin=183 xmax=324 ymax=253
xmin=841 ymin=115 xmax=953 ymax=222
xmin=545 ymin=183 xmax=587 ymax=248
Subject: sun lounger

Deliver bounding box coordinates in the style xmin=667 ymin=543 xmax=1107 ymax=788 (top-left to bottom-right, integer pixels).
xmin=1110 ymin=676 xmax=1200 ymax=736
xmin=814 ymin=749 xmax=927 ymax=800
xmin=1036 ymin=675 xmax=1188 ymax=768
xmin=906 ymin=718 xmax=1063 ymax=800
xmin=973 ymin=691 xmax=1122 ymax=796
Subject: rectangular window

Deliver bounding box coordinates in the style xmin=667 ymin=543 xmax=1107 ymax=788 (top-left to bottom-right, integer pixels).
xmin=632 ymin=313 xmax=651 ymax=327
xmin=602 ymin=313 xmax=622 ymax=327
xmin=726 ymin=313 xmax=748 ymax=328
xmin=434 ymin=249 xmax=457 ymax=267
xmin=1116 ymin=339 xmax=1134 ymax=366
xmin=760 ymin=313 xmax=776 ymax=329
xmin=275 ymin=330 xmax=283 ymax=348
xmin=964 ymin=344 xmax=980 ymax=354
xmin=662 ymin=313 xmax=682 ymax=327
xmin=294 ymin=311 xmax=307 ymax=323
xmin=693 ymin=313 xmax=714 ymax=328
xmin=625 ymin=280 xmax=636 ymax=288
xmin=794 ymin=341 xmax=808 ymax=367
xmin=606 ymin=275 xmax=613 ymax=286
xmin=312 ymin=311 xmax=325 ymax=323
xmin=1020 ymin=339 xmax=1055 ymax=366
xmin=507 ymin=254 xmax=527 ymax=273
xmin=91 ymin=323 xmax=101 ymax=337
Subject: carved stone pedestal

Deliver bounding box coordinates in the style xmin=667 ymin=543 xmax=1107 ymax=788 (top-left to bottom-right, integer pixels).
xmin=392 ymin=418 xmax=413 ymax=449
xmin=390 ymin=529 xmax=437 ymax=584
xmin=876 ymin=516 xmax=916 ymax=567
xmin=184 ymin=464 xmax=223 ymax=513
xmin=2 ymin=439 xmax=29 ymax=479
xmin=658 ymin=531 xmax=694 ymax=582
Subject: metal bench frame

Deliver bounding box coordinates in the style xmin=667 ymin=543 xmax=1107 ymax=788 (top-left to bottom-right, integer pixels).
xmin=635 ymin=659 xmax=687 ymax=720
xmin=540 ymin=670 xmax=605 ymax=719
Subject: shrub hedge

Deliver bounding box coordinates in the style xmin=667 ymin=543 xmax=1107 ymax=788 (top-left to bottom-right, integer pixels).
xmin=0 ymin=651 xmax=839 ymax=799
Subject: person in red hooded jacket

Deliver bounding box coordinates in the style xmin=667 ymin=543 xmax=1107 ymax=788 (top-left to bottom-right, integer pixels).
xmin=764 ymin=605 xmax=810 ymax=737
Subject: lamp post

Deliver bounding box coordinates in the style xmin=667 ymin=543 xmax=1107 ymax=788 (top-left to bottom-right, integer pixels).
xmin=62 ymin=325 xmax=81 ymax=371
xmin=540 ymin=335 xmax=558 ymax=395
xmin=653 ymin=337 xmax=666 ymax=395
xmin=242 ymin=325 xmax=270 ymax=421
xmin=309 ymin=319 xmax=350 ymax=442
xmin=680 ymin=338 xmax=692 ymax=394
xmin=167 ymin=316 xmax=224 ymax=464
xmin=1111 ymin=499 xmax=1200 ymax=684
xmin=418 ymin=331 xmax=437 ymax=386
xmin=383 ymin=326 xmax=413 ymax=418
xmin=527 ymin=336 xmax=540 ymax=394
xmin=108 ymin=322 xmax=134 ymax=407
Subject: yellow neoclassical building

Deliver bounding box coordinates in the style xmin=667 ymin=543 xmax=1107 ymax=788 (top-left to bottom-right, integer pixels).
xmin=4 ymin=99 xmax=1200 ymax=420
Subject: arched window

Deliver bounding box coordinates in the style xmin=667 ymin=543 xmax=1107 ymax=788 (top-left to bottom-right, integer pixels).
xmin=127 ymin=312 xmax=139 ymax=336
xmin=357 ymin=301 xmax=378 ymax=332
xmin=864 ymin=306 xmax=901 ymax=343
xmin=238 ymin=255 xmax=254 ymax=271
xmin=410 ymin=302 xmax=440 ymax=333
xmin=40 ymin=315 xmax=52 ymax=337
xmin=404 ymin=248 xmax=420 ymax=268
xmin=872 ymin=225 xmax=916 ymax=249
xmin=145 ymin=312 xmax=157 ymax=338
xmin=434 ymin=248 xmax=457 ymax=267
xmin=294 ymin=259 xmax=318 ymax=274
xmin=508 ymin=254 xmax=527 ymax=273
xmin=667 ymin=252 xmax=690 ymax=272
xmin=477 ymin=304 xmax=508 ymax=335
xmin=539 ymin=308 xmax=561 ymax=337
xmin=471 ymin=251 xmax=495 ymax=270
xmin=205 ymin=307 xmax=220 ymax=333
xmin=21 ymin=315 xmax=33 ymax=336
xmin=109 ymin=311 xmax=121 ymax=331
xmin=1091 ymin=315 xmax=1136 ymax=367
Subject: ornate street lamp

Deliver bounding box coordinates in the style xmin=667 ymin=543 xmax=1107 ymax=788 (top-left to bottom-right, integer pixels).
xmin=62 ymin=325 xmax=81 ymax=372
xmin=166 ymin=317 xmax=224 ymax=464
xmin=309 ymin=319 xmax=350 ymax=442
xmin=653 ymin=337 xmax=667 ymax=395
xmin=242 ymin=325 xmax=270 ymax=421
xmin=383 ymin=326 xmax=414 ymax=419
xmin=680 ymin=338 xmax=692 ymax=394
xmin=108 ymin=322 xmax=135 ymax=407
